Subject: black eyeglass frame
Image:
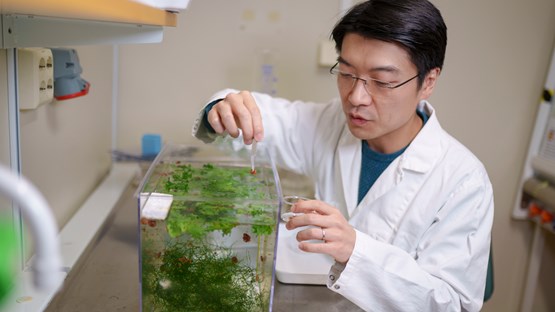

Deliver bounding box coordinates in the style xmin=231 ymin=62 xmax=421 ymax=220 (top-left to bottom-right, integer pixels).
xmin=329 ymin=62 xmax=419 ymax=91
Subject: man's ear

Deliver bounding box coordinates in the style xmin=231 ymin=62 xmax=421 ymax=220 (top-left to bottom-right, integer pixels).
xmin=420 ymin=67 xmax=441 ymax=100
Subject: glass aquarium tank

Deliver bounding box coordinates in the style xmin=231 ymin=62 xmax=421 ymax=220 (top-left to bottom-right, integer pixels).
xmin=136 ymin=143 xmax=282 ymax=312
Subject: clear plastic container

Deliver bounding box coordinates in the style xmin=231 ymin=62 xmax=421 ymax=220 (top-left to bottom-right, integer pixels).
xmin=136 ymin=143 xmax=282 ymax=312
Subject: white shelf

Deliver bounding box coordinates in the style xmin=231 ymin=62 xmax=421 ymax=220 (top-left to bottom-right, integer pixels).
xmin=0 ymin=0 xmax=178 ymax=48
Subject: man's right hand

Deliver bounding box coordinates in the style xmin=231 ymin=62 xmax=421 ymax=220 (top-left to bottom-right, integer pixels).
xmin=207 ymin=90 xmax=264 ymax=145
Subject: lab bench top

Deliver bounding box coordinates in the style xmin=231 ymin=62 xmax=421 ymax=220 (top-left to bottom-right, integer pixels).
xmin=45 ymin=173 xmax=363 ymax=312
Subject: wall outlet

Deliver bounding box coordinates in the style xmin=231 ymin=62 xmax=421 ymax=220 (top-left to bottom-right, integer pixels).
xmin=17 ymin=48 xmax=54 ymax=110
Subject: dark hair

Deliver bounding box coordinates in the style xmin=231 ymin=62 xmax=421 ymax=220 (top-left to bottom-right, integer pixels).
xmin=331 ymin=0 xmax=447 ymax=86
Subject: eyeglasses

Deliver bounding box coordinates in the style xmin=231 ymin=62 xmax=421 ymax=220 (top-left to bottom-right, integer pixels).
xmin=329 ymin=62 xmax=419 ymax=95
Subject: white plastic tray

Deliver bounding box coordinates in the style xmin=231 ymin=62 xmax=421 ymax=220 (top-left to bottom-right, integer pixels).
xmin=276 ymin=223 xmax=334 ymax=285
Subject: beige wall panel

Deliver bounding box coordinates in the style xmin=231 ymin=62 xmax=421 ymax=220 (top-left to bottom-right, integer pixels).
xmin=19 ymin=45 xmax=113 ymax=230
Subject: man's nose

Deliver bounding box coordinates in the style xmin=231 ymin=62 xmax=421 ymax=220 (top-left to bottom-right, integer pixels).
xmin=348 ymin=79 xmax=372 ymax=106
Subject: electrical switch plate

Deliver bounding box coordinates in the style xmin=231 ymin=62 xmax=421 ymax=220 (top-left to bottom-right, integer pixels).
xmin=318 ymin=40 xmax=337 ymax=67
xmin=17 ymin=48 xmax=54 ymax=110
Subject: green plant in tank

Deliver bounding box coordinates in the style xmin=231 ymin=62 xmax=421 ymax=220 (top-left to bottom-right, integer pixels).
xmin=164 ymin=164 xmax=193 ymax=194
xmin=239 ymin=204 xmax=274 ymax=236
xmin=166 ymin=200 xmax=238 ymax=239
xmin=196 ymin=163 xmax=262 ymax=199
xmin=161 ymin=163 xmax=275 ymax=239
xmin=142 ymin=160 xmax=277 ymax=311
xmin=143 ymin=241 xmax=266 ymax=312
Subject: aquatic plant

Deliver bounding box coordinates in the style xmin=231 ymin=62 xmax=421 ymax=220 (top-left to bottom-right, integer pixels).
xmin=141 ymin=160 xmax=277 ymax=311
xmin=162 ymin=163 xmax=275 ymax=239
xmin=142 ymin=241 xmax=266 ymax=312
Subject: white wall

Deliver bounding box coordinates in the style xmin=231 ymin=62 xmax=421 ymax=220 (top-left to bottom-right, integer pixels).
xmin=19 ymin=45 xmax=113 ymax=231
xmin=433 ymin=1 xmax=555 ymax=311
xmin=116 ymin=0 xmax=340 ymax=150
xmin=116 ymin=1 xmax=555 ymax=311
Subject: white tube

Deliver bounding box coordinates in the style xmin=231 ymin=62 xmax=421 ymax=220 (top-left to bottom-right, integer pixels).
xmin=0 ymin=165 xmax=62 ymax=291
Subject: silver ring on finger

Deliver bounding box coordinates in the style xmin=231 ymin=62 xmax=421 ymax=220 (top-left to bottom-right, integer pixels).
xmin=321 ymin=228 xmax=326 ymax=242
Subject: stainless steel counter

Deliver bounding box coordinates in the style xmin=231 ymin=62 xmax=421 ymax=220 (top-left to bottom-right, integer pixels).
xmin=45 ymin=173 xmax=362 ymax=312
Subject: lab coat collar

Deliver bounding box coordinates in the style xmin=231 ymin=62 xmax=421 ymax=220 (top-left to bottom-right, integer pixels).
xmin=337 ymin=100 xmax=443 ymax=216
xmin=399 ymin=100 xmax=443 ymax=174
xmin=337 ymin=127 xmax=361 ymax=216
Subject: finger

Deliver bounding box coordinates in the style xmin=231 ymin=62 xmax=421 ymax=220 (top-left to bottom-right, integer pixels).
xmin=296 ymin=229 xmax=332 ymax=253
xmin=291 ymin=200 xmax=333 ymax=216
xmin=235 ymin=110 xmax=254 ymax=145
xmin=285 ymin=211 xmax=326 ymax=230
xmin=298 ymin=240 xmax=328 ymax=253
xmin=223 ymin=93 xmax=252 ymax=143
xmin=296 ymin=226 xmax=328 ymax=242
xmin=296 ymin=230 xmax=354 ymax=263
xmin=298 ymin=241 xmax=346 ymax=262
xmin=240 ymin=91 xmax=264 ymax=142
xmin=214 ymin=99 xmax=241 ymax=137
xmin=207 ymin=109 xmax=225 ymax=134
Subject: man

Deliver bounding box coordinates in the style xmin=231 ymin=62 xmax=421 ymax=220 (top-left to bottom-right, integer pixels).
xmin=193 ymin=0 xmax=494 ymax=310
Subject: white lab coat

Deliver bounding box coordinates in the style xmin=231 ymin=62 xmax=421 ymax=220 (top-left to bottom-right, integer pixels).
xmin=193 ymin=89 xmax=494 ymax=312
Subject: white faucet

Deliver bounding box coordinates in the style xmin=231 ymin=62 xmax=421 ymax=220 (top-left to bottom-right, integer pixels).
xmin=0 ymin=165 xmax=63 ymax=291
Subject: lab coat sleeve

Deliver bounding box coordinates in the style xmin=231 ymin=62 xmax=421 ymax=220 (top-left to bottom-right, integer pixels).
xmin=192 ymin=88 xmax=338 ymax=177
xmin=328 ymin=168 xmax=494 ymax=312
xmin=191 ymin=89 xmax=236 ymax=144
